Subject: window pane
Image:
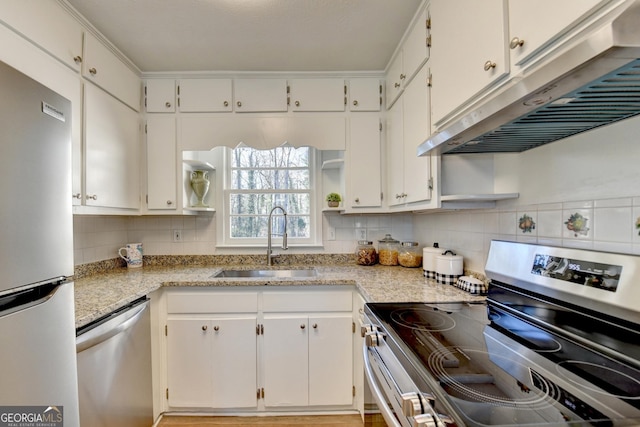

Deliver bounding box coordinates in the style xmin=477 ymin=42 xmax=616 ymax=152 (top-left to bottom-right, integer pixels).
xmin=230 ymin=193 xmax=310 ymax=215
xmin=231 ymin=146 xmax=309 ymax=168
xmin=230 ymin=215 xmax=310 ymax=239
xmin=231 ymin=169 xmax=310 ymax=190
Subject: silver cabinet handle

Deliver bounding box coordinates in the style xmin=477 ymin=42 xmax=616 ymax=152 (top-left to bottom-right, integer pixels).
xmin=89 ymin=67 xmax=97 ymax=75
xmin=509 ymin=37 xmax=525 ymax=49
xmin=355 ymin=198 xmax=360 ymax=203
xmin=223 ymin=101 xmax=229 ymax=107
xmin=300 ymin=324 xmax=306 ymax=329
xmin=202 ymin=325 xmax=208 ymax=331
xmin=166 ymin=200 xmax=173 ymax=206
xmin=394 ymin=82 xmax=401 ymax=88
xmin=399 ymin=73 xmax=406 ymax=80
xmin=353 ymin=100 xmax=358 ymax=106
xmin=483 ymin=60 xmax=496 ymax=71
xmin=73 ymin=56 xmax=82 ymax=64
xmin=312 ymin=323 xmax=318 ymax=329
xmin=237 ymin=101 xmax=242 ymax=107
xmin=72 ymin=193 xmax=82 ymax=199
xmin=86 ymin=194 xmax=98 ymax=200
xmin=165 ymin=101 xmax=171 ymax=108
xmin=213 ymin=326 xmax=219 ymax=331
xmin=295 ymin=100 xmax=300 ymax=107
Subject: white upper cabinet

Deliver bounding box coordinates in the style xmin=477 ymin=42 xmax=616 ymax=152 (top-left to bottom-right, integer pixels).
xmin=0 ymin=0 xmax=83 ymax=72
xmin=430 ymin=0 xmax=508 ymax=126
xmin=146 ymin=115 xmax=177 ymax=210
xmin=508 ymin=0 xmax=607 ymax=69
xmin=348 ymin=115 xmax=382 ymax=208
xmin=83 ymin=32 xmax=141 ymax=111
xmin=348 ymin=78 xmax=382 ymax=112
xmin=234 ymin=78 xmax=287 ymax=112
xmin=178 ymin=79 xmax=233 ymax=112
xmin=145 ymin=79 xmax=175 ymax=112
xmin=385 ymin=5 xmax=430 ymax=110
xmin=289 ymin=79 xmax=345 ymax=112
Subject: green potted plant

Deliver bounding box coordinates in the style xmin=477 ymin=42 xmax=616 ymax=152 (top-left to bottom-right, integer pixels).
xmin=325 ymin=192 xmax=341 ymax=208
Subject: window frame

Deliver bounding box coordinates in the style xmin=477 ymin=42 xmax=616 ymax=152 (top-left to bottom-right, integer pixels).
xmin=217 ymin=145 xmax=321 ymax=248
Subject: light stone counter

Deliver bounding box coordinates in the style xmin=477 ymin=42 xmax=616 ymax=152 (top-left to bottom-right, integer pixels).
xmin=73 ymin=264 xmax=485 ymax=329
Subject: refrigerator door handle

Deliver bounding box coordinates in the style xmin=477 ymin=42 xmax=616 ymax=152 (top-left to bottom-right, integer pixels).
xmin=76 ymin=300 xmax=149 ymax=352
xmin=0 ymin=282 xmax=61 ymax=318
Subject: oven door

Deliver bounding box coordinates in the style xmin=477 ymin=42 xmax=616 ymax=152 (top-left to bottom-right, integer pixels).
xmin=363 ymin=316 xmax=448 ymax=427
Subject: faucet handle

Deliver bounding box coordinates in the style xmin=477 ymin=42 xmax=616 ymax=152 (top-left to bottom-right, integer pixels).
xmin=282 ymin=233 xmax=288 ymax=250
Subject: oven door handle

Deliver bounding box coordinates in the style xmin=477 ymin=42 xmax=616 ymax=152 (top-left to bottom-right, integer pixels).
xmin=362 ymin=341 xmax=403 ymax=427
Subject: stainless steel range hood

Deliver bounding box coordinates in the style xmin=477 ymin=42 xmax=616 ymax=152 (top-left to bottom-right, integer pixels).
xmin=418 ymin=0 xmax=640 ymax=156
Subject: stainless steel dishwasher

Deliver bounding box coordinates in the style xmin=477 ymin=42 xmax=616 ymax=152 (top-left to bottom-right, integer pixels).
xmin=76 ymin=297 xmax=153 ymax=427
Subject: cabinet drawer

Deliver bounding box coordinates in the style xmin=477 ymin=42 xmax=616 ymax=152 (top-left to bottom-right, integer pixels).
xmin=263 ymin=290 xmax=352 ymax=312
xmin=167 ymin=292 xmax=258 ymax=313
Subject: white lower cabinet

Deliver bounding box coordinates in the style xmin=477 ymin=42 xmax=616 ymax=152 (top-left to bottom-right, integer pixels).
xmin=163 ymin=287 xmax=355 ymax=412
xmin=262 ymin=313 xmax=353 ymax=407
xmin=166 ymin=316 xmax=258 ymax=409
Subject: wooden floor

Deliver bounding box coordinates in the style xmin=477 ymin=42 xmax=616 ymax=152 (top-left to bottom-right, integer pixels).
xmin=157 ymin=414 xmax=387 ymax=427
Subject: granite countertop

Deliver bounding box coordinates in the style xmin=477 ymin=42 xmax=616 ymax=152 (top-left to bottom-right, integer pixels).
xmin=73 ymin=264 xmax=485 ymax=329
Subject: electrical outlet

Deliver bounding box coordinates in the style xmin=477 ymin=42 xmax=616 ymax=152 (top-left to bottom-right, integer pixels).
xmin=327 ymin=226 xmax=336 ymax=241
xmin=173 ymin=229 xmax=182 ymax=242
xmin=355 ymin=228 xmax=367 ymax=240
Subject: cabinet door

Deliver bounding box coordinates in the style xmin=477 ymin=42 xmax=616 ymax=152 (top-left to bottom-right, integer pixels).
xmin=83 ymin=32 xmax=141 ymax=111
xmin=178 ymin=79 xmax=233 ymax=112
xmin=430 ymin=0 xmax=508 ymax=126
xmin=0 ymin=0 xmax=83 ymax=71
xmin=84 ymin=84 xmax=140 ymax=209
xmin=402 ymin=65 xmax=432 ymax=205
xmin=289 ymin=79 xmax=345 ymax=112
xmin=508 ymin=0 xmax=606 ymax=68
xmin=385 ymin=51 xmax=404 ymax=109
xmin=234 ymin=79 xmax=287 ymax=112
xmin=166 ymin=318 xmax=213 ymax=408
xmin=349 ymin=78 xmax=381 ymax=112
xmin=211 ymin=317 xmax=258 ymax=408
xmin=348 ymin=115 xmax=381 ymax=208
xmin=402 ymin=7 xmax=430 ymax=85
xmin=146 ymin=115 xmax=176 ymax=210
xmin=262 ymin=315 xmax=308 ymax=407
xmin=386 ymin=98 xmax=404 ymax=206
xmin=145 ymin=79 xmax=175 ymax=112
xmin=308 ymin=314 xmax=353 ymax=406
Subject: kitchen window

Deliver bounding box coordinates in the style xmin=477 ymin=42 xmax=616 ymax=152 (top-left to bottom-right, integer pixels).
xmin=220 ymin=145 xmax=319 ymax=247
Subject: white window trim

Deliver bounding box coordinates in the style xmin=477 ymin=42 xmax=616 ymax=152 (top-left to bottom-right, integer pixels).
xmin=215 ymin=146 xmax=322 ymax=248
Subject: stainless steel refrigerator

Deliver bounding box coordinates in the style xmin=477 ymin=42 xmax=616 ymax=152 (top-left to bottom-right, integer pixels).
xmin=0 ymin=60 xmax=80 ymax=427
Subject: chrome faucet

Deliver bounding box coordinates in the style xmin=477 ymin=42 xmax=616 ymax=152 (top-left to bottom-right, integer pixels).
xmin=267 ymin=206 xmax=288 ymax=265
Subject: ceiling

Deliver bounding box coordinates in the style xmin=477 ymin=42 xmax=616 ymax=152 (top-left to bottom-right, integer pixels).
xmin=64 ymin=0 xmax=423 ymax=74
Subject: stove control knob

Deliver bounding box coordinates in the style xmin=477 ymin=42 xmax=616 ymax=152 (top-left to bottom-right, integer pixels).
xmin=412 ymin=413 xmax=437 ymax=427
xmin=360 ymin=324 xmax=374 ymax=337
xmin=401 ymin=392 xmax=422 ymax=417
xmin=364 ymin=331 xmax=384 ymax=347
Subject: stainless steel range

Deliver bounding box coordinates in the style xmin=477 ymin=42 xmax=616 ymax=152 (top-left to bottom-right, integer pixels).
xmin=363 ymin=240 xmax=640 ymax=427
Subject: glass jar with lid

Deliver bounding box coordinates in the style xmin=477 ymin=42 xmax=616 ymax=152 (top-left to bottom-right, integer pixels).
xmin=378 ymin=234 xmax=399 ymax=266
xmin=355 ymin=241 xmax=377 ymax=266
xmin=398 ymin=241 xmax=423 ymax=268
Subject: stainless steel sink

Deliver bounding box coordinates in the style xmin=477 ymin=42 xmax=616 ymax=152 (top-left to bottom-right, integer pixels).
xmin=211 ymin=268 xmax=317 ymax=278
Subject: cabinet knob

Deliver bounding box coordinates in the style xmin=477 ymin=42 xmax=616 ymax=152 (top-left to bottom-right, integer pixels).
xmin=353 ymin=100 xmax=358 ymax=106
xmin=355 ymin=198 xmax=360 ymax=203
xmin=394 ymin=82 xmax=401 ymax=88
xmin=295 ymin=100 xmax=300 ymax=107
xmin=89 ymin=67 xmax=97 ymax=75
xmin=72 ymin=193 xmax=82 ymax=199
xmin=213 ymin=326 xmax=220 ymax=331
xmin=483 ymin=60 xmax=497 ymax=71
xmin=166 ymin=200 xmax=173 ymax=206
xmin=165 ymin=101 xmax=172 ymax=108
xmin=202 ymin=325 xmax=208 ymax=331
xmin=86 ymin=194 xmax=98 ymax=200
xmin=509 ymin=37 xmax=525 ymax=49
xmin=300 ymin=324 xmax=306 ymax=330
xmin=73 ymin=56 xmax=82 ymax=64
xmin=236 ymin=101 xmax=242 ymax=107
xmin=400 ymin=73 xmax=406 ymax=80
xmin=223 ymin=101 xmax=229 ymax=107
xmin=312 ymin=323 xmax=318 ymax=329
